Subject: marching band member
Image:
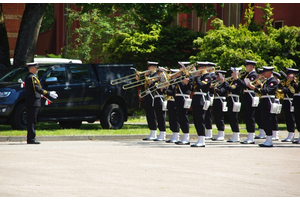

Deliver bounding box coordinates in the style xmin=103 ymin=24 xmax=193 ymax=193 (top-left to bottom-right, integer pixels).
xmin=205 ymin=62 xmax=217 ymax=139
xmin=174 ymin=62 xmax=194 ymax=145
xmin=225 ymin=67 xmax=243 ymax=142
xmin=141 ymin=61 xmax=159 ymax=141
xmin=271 ymin=71 xmax=281 ymax=141
xmin=279 ymin=68 xmax=298 ymax=142
xmin=211 ymin=70 xmax=228 ymax=141
xmin=153 ymin=67 xmax=168 ymax=141
xmin=254 ymin=68 xmax=266 ymax=139
xmin=292 ymin=69 xmax=300 ymax=144
xmin=190 ymin=62 xmax=212 ymax=147
xmin=248 ymin=66 xmax=278 ymax=147
xmin=165 ymin=69 xmax=181 ymax=143
xmin=234 ymin=60 xmax=258 ymax=144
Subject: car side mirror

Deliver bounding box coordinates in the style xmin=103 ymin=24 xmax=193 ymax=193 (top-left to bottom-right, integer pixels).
xmin=45 ymin=77 xmax=58 ymax=84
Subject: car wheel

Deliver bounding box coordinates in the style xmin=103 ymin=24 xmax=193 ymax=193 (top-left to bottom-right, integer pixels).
xmin=100 ymin=103 xmax=124 ymax=129
xmin=59 ymin=121 xmax=82 ymax=129
xmin=10 ymin=103 xmax=27 ymax=130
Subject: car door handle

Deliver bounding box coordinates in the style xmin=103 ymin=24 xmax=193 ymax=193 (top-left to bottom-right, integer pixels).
xmin=89 ymin=85 xmax=96 ymax=88
xmin=64 ymin=87 xmax=71 ymax=90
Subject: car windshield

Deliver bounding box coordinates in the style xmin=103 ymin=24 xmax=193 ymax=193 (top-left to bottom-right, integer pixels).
xmin=0 ymin=66 xmax=52 ymax=82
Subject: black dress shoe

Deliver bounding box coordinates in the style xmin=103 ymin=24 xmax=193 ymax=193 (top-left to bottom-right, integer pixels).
xmin=142 ymin=137 xmax=156 ymax=141
xmin=212 ymin=137 xmax=224 ymax=141
xmin=292 ymin=140 xmax=300 ymax=144
xmin=281 ymin=138 xmax=293 ymax=142
xmin=190 ymin=144 xmax=205 ymax=147
xmin=255 ymin=136 xmax=266 ymax=139
xmin=227 ymin=140 xmax=240 ymax=143
xmin=240 ymin=140 xmax=255 ymax=144
xmin=165 ymin=139 xmax=177 ymax=143
xmin=27 ymin=140 xmax=41 ymax=144
xmin=259 ymin=143 xmax=273 ymax=147
xmin=153 ymin=138 xmax=165 ymax=141
xmin=175 ymin=141 xmax=190 ymax=145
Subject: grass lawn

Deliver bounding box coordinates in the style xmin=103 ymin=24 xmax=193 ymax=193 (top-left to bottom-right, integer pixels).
xmin=0 ymin=115 xmax=288 ymax=137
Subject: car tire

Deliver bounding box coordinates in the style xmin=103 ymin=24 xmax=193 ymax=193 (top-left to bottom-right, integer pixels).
xmin=59 ymin=121 xmax=82 ymax=129
xmin=100 ymin=103 xmax=124 ymax=129
xmin=10 ymin=103 xmax=27 ymax=130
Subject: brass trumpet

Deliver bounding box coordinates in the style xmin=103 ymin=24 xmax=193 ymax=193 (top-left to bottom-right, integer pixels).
xmin=211 ymin=70 xmax=246 ymax=86
xmin=110 ymin=68 xmax=157 ymax=85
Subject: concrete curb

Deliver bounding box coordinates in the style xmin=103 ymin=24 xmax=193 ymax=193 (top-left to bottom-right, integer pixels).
xmin=0 ymin=132 xmax=286 ymax=143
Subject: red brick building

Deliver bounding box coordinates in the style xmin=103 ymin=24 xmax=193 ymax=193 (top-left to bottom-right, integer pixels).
xmin=2 ymin=3 xmax=25 ymax=57
xmin=3 ymin=3 xmax=300 ymax=58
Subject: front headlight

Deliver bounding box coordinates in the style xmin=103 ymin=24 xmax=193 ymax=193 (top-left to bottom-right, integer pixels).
xmin=0 ymin=91 xmax=11 ymax=98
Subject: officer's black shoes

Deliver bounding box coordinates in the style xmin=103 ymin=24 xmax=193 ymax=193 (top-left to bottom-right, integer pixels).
xmin=27 ymin=140 xmax=41 ymax=144
xmin=175 ymin=141 xmax=190 ymax=145
xmin=281 ymin=138 xmax=293 ymax=142
xmin=165 ymin=139 xmax=177 ymax=143
xmin=292 ymin=140 xmax=300 ymax=144
xmin=259 ymin=143 xmax=273 ymax=147
xmin=190 ymin=144 xmax=205 ymax=147
xmin=240 ymin=140 xmax=255 ymax=144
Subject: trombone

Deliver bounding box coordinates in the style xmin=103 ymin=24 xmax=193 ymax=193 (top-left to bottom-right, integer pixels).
xmin=122 ymin=73 xmax=161 ymax=90
xmin=110 ymin=68 xmax=157 ymax=85
xmin=139 ymin=71 xmax=169 ymax=98
xmin=156 ymin=66 xmax=221 ymax=90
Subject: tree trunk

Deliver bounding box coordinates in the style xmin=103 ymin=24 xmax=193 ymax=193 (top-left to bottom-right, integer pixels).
xmin=13 ymin=3 xmax=47 ymax=67
xmin=0 ymin=3 xmax=11 ymax=77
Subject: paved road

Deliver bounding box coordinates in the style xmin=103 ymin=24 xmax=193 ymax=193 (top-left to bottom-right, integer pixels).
xmin=0 ymin=138 xmax=300 ymax=197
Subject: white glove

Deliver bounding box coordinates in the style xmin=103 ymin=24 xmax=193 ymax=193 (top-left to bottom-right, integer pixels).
xmin=49 ymin=91 xmax=58 ymax=99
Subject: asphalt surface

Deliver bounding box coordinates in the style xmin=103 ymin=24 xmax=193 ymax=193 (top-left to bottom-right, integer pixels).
xmin=1 ymin=131 xmax=300 ymax=197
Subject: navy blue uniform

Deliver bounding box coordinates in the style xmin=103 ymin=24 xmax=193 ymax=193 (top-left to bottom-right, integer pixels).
xmin=25 ymin=72 xmax=49 ymax=143
xmin=174 ymin=76 xmax=193 ymax=133
xmin=236 ymin=71 xmax=258 ymax=133
xmin=212 ymin=81 xmax=228 ymax=132
xmin=254 ymin=76 xmax=278 ymax=136
xmin=224 ymin=79 xmax=242 ymax=132
xmin=192 ymin=73 xmax=211 ymax=136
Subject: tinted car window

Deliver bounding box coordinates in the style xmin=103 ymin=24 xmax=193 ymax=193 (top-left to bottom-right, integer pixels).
xmin=0 ymin=66 xmax=50 ymax=82
xmin=46 ymin=67 xmax=67 ymax=84
xmin=70 ymin=65 xmax=92 ymax=83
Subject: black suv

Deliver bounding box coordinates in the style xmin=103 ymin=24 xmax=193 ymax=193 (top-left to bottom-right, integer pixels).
xmin=0 ymin=63 xmax=140 ymax=129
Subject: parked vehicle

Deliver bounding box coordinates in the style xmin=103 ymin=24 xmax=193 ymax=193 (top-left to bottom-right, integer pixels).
xmin=10 ymin=57 xmax=82 ymax=65
xmin=0 ymin=63 xmax=140 ymax=129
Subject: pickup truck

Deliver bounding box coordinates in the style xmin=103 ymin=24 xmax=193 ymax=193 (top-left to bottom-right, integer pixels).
xmin=0 ymin=63 xmax=140 ymax=130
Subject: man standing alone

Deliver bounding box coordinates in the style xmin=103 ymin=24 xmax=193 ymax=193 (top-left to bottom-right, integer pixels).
xmin=25 ymin=63 xmax=58 ymax=144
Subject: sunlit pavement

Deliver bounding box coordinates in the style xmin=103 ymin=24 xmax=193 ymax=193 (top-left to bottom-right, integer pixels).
xmin=0 ymin=137 xmax=299 ymax=197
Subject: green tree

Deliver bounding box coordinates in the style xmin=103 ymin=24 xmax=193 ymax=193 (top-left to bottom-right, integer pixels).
xmin=103 ymin=25 xmax=203 ymax=69
xmin=77 ymin=3 xmax=222 ymax=32
xmin=13 ymin=3 xmax=48 ymax=67
xmin=62 ymin=6 xmax=137 ymax=62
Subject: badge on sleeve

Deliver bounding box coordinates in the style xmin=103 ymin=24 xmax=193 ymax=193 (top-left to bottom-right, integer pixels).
xmin=205 ymin=78 xmax=208 ymax=82
xmin=270 ymin=83 xmax=274 ymax=86
xmin=250 ymin=77 xmax=254 ymax=81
